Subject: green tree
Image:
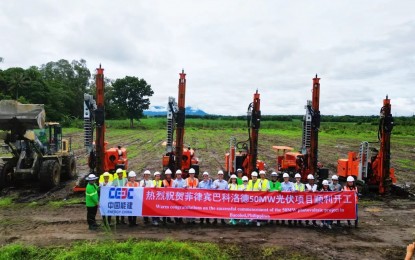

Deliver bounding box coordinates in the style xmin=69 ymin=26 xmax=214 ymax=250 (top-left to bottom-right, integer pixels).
xmin=111 ymin=76 xmax=154 ymax=128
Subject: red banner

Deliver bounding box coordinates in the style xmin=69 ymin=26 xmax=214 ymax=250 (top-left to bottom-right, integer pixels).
xmin=142 ymin=188 xmax=356 ymax=220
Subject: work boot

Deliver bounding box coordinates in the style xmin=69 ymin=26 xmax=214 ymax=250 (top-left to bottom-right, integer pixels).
xmin=355 ymin=220 xmax=358 ymax=228
xmin=221 ymin=219 xmax=226 ymax=225
xmin=200 ymin=218 xmax=204 ymax=224
xmin=206 ymin=219 xmax=210 ymax=224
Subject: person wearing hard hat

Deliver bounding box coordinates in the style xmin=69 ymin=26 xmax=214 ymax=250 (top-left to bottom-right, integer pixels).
xmin=113 ymin=168 xmax=127 ymax=181
xmin=140 ymin=170 xmax=153 ymax=224
xmin=185 ymin=168 xmax=199 ymax=189
xmin=162 ymin=169 xmax=174 ymax=224
xmin=305 ymin=174 xmax=318 ymax=227
xmin=269 ymin=172 xmax=282 ymax=225
xmin=113 ymin=169 xmax=127 ymax=225
xmin=238 ymin=176 xmax=250 ymax=225
xmin=126 ymin=171 xmax=139 ymax=226
xmin=246 ymin=172 xmax=262 ymax=226
xmin=99 ymin=172 xmax=113 ymax=227
xmin=258 ymin=170 xmax=270 ymax=191
xmin=236 ymin=169 xmax=244 ymax=185
xmin=99 ymin=171 xmax=114 ymax=185
xmin=280 ymin=173 xmax=294 ymax=226
xmin=151 ymin=172 xmax=162 ymax=226
xmin=228 ymin=174 xmax=239 ymax=225
xmin=247 ymin=171 xmax=261 ymax=191
xmin=172 ymin=170 xmax=185 ymax=224
xmin=238 ymin=176 xmax=249 ymax=191
xmin=293 ymin=173 xmax=305 ymax=226
xmin=163 ymin=169 xmax=174 ymax=188
xmin=344 ymin=176 xmax=359 ymax=228
xmin=184 ymin=168 xmax=198 ymax=224
xmin=320 ymin=180 xmax=333 ymax=229
xmin=85 ymin=174 xmax=99 ymax=230
xmin=329 ymin=175 xmax=343 ymax=226
xmin=212 ymin=170 xmax=228 ymax=225
xmin=198 ymin=171 xmax=213 ymax=224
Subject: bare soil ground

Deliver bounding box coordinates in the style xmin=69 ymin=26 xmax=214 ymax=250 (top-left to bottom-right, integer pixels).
xmin=0 ymin=127 xmax=414 ymax=259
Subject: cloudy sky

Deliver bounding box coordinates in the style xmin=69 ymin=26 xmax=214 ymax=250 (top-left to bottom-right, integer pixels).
xmin=1 ymin=0 xmax=414 ymax=116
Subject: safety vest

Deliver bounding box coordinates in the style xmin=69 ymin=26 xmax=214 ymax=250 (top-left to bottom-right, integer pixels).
xmin=153 ymin=180 xmax=163 ymax=188
xmin=294 ymin=182 xmax=305 ymax=192
xmin=163 ymin=179 xmax=173 ymax=187
xmin=247 ymin=180 xmax=260 ymax=191
xmin=99 ymin=174 xmax=114 ymax=184
xmin=258 ymin=179 xmax=269 ymax=191
xmin=238 ymin=184 xmax=248 ymax=191
xmin=228 ymin=183 xmax=238 ymax=191
xmin=113 ymin=171 xmax=127 ymax=180
xmin=126 ymin=181 xmax=139 ymax=187
xmin=186 ymin=178 xmax=199 ymax=188
xmin=344 ymin=185 xmax=359 ymax=203
xmin=85 ymin=183 xmax=99 ymax=207
xmin=269 ymin=181 xmax=282 ymax=191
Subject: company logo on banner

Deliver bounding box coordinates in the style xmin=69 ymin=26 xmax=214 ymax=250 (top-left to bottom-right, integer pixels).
xmin=100 ymin=186 xmax=143 ymax=216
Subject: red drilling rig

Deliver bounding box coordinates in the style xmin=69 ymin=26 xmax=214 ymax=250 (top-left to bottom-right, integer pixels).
xmin=162 ymin=70 xmax=199 ymax=178
xmin=337 ymin=96 xmax=396 ymax=194
xmin=225 ymin=90 xmax=265 ymax=179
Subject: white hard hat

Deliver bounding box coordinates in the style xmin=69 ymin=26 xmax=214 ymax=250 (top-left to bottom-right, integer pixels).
xmin=176 ymin=169 xmax=182 ymax=174
xmin=283 ymin=173 xmax=289 ymax=178
xmin=295 ymin=173 xmax=301 ymax=178
xmin=116 ymin=168 xmax=123 ymax=173
xmin=144 ymin=170 xmax=151 ymax=175
xmin=259 ymin=170 xmax=266 ymax=175
xmin=331 ymin=175 xmax=339 ymax=180
xmin=189 ymin=168 xmax=196 ymax=174
xmin=102 ymin=172 xmax=111 ymax=177
xmin=251 ymin=171 xmax=258 ymax=177
xmin=202 ymin=171 xmax=209 ymax=176
xmin=86 ymin=174 xmax=98 ymax=180
xmin=217 ymin=170 xmax=224 ymax=175
xmin=347 ymin=176 xmax=355 ymax=182
xmin=165 ymin=169 xmax=172 ymax=175
xmin=307 ymin=174 xmax=314 ymax=180
xmin=237 ymin=168 xmax=243 ymax=172
xmin=230 ymin=174 xmax=237 ymax=179
xmin=242 ymin=176 xmax=249 ymax=181
xmin=154 ymin=171 xmax=161 ymax=176
xmin=271 ymin=172 xmax=278 ymax=177
xmin=128 ymin=171 xmax=137 ymax=178
xmin=322 ymin=180 xmax=329 ymax=185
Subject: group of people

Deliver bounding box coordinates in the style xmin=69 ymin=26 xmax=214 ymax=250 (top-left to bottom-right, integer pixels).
xmin=85 ymin=168 xmax=359 ymax=230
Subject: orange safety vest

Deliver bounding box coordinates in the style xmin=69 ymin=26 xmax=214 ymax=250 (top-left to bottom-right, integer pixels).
xmin=186 ymin=178 xmax=199 ymax=188
xmin=126 ymin=181 xmax=139 ymax=187
xmin=163 ymin=179 xmax=173 ymax=188
xmin=344 ymin=186 xmax=358 ymax=203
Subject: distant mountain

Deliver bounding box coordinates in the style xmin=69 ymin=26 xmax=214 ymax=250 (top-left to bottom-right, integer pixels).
xmin=144 ymin=106 xmax=208 ymax=116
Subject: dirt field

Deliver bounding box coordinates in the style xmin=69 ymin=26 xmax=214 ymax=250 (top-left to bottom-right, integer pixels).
xmin=0 ymin=127 xmax=414 ymax=259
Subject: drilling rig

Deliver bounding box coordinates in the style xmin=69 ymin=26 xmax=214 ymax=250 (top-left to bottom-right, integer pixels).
xmin=273 ymin=75 xmax=328 ymax=181
xmin=162 ymin=70 xmax=199 ymax=178
xmin=74 ymin=65 xmax=128 ymax=191
xmin=225 ymin=90 xmax=265 ymax=179
xmin=337 ymin=96 xmax=396 ymax=194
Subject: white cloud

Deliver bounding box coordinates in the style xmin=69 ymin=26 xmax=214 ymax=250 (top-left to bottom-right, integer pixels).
xmin=1 ymin=0 xmax=414 ymax=116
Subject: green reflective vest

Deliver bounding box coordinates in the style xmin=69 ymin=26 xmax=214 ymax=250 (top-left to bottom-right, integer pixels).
xmin=85 ymin=183 xmax=99 ymax=207
xmin=269 ymin=181 xmax=282 ymax=192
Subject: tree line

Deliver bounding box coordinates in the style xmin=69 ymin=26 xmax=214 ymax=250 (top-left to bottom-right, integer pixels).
xmin=0 ymin=59 xmax=153 ymax=127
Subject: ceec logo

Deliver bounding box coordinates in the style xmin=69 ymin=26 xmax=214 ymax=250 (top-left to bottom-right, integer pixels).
xmin=109 ymin=187 xmax=134 ymax=199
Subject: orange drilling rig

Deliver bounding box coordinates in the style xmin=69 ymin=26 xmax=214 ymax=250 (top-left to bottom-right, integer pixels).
xmin=225 ymin=90 xmax=265 ymax=179
xmin=162 ymin=70 xmax=199 ymax=178
xmin=273 ymin=75 xmax=328 ymax=181
xmin=74 ymin=65 xmax=128 ymax=191
xmin=337 ymin=96 xmax=396 ymax=194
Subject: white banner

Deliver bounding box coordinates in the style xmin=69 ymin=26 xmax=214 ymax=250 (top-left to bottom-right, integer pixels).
xmin=99 ymin=186 xmax=144 ymax=216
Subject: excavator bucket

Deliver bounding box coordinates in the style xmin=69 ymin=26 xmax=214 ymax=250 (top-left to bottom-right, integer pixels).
xmin=0 ymin=100 xmax=45 ymax=131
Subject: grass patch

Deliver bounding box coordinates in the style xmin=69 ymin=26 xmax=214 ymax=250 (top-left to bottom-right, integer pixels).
xmin=0 ymin=197 xmax=13 ymax=208
xmin=47 ymin=198 xmax=84 ymax=208
xmin=0 ymin=239 xmax=228 ymax=260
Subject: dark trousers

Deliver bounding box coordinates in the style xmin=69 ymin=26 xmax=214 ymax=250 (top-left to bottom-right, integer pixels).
xmin=128 ymin=216 xmax=137 ymax=225
xmin=87 ymin=206 xmax=98 ymax=226
xmin=116 ymin=216 xmax=125 ymax=223
xmin=102 ymin=216 xmax=112 ymax=225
